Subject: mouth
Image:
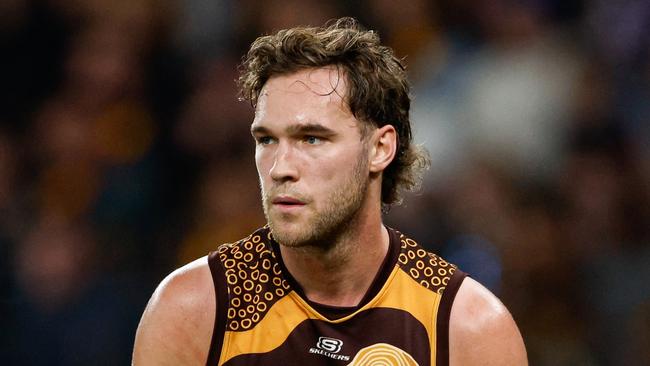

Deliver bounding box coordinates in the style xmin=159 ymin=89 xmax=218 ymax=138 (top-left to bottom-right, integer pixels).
xmin=272 ymin=196 xmax=305 ymax=205
xmin=271 ymin=196 xmax=306 ymax=210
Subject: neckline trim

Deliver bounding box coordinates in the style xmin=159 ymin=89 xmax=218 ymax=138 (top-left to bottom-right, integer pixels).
xmin=268 ymin=227 xmax=402 ymax=320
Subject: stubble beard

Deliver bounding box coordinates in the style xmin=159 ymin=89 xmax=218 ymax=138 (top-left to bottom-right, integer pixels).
xmin=261 ymin=153 xmax=369 ymax=249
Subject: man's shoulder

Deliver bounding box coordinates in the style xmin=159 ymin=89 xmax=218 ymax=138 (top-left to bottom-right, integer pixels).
xmin=132 ymin=257 xmax=215 ymax=365
xmin=152 ymin=256 xmax=214 ymax=311
xmin=449 ymin=277 xmax=528 ymax=365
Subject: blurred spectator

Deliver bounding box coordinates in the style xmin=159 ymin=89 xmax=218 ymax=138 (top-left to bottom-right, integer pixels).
xmin=10 ymin=216 xmax=144 ymax=365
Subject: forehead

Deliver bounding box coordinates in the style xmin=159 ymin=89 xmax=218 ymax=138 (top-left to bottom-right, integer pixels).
xmin=253 ymin=67 xmax=358 ymax=129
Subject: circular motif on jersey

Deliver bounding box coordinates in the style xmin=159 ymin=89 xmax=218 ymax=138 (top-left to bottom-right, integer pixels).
xmin=264 ymin=292 xmax=274 ymax=301
xmin=423 ymin=267 xmax=433 ymax=277
xmin=252 ymin=313 xmax=260 ymax=323
xmin=273 ymin=263 xmax=281 ymax=275
xmin=233 ymin=286 xmax=242 ymax=295
xmin=252 ymin=235 xmax=261 ymax=243
xmin=275 ymin=288 xmax=285 ymax=297
xmin=439 ymin=259 xmax=449 ymax=267
xmin=243 ymin=253 xmax=253 ymax=262
xmin=409 ymin=268 xmax=420 ymax=279
xmin=255 ymin=284 xmax=263 ymax=293
xmin=238 ymin=270 xmax=248 ymax=280
xmin=230 ymin=321 xmax=239 ymax=331
xmin=226 ymin=273 xmax=238 ymax=285
xmin=442 ymin=277 xmax=449 ymax=286
xmin=256 ymin=242 xmax=265 ymax=252
xmin=243 ymin=280 xmax=254 ymax=291
xmin=246 ymin=304 xmax=255 ymax=314
xmin=228 ymin=308 xmax=236 ymax=319
xmin=437 ymin=287 xmax=446 ymax=295
xmin=262 ymin=259 xmax=272 ymax=270
xmin=428 ymin=258 xmax=438 ymax=267
xmin=224 ymin=259 xmax=236 ymax=269
xmin=347 ymin=343 xmax=419 ymax=366
xmin=407 ymin=250 xmax=416 ymax=260
xmin=244 ymin=241 xmax=253 ymax=250
xmin=431 ymin=277 xmax=441 ymax=286
xmin=232 ymin=298 xmax=241 ymax=308
xmin=416 ymin=260 xmax=425 ymax=270
xmin=251 ymin=269 xmax=259 ymax=281
xmin=282 ymin=280 xmax=290 ymax=289
xmin=420 ymin=280 xmax=430 ymax=289
xmin=257 ymin=302 xmax=267 ymax=312
xmin=273 ymin=277 xmax=282 ymax=286
xmin=438 ymin=268 xmax=447 ymax=276
xmin=253 ymin=294 xmax=260 ymax=304
xmin=259 ymin=273 xmax=269 ymax=283
xmin=233 ymin=251 xmax=243 ymax=260
xmin=398 ymin=253 xmax=408 ymax=265
xmin=238 ymin=309 xmax=247 ymax=318
xmin=241 ymin=319 xmax=252 ymax=330
xmin=220 ymin=253 xmax=227 ymax=261
xmin=243 ymin=293 xmax=252 ymax=302
xmin=404 ymin=238 xmax=418 ymax=247
xmin=416 ymin=249 xmax=427 ymax=258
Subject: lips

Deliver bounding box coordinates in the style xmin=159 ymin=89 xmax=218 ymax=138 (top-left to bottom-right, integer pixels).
xmin=272 ymin=196 xmax=305 ymax=206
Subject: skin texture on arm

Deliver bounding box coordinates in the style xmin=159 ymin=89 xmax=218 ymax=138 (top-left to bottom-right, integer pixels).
xmin=449 ymin=277 xmax=528 ymax=366
xmin=132 ymin=256 xmax=215 ymax=366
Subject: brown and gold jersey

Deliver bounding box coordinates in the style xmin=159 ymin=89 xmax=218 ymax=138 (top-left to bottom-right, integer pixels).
xmin=206 ymin=227 xmax=466 ymax=366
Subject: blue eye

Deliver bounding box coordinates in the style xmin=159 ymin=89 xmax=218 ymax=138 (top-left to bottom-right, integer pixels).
xmin=305 ymin=136 xmax=322 ymax=145
xmin=257 ymin=136 xmax=275 ymax=145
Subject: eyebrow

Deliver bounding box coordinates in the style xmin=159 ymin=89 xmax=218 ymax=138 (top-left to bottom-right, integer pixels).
xmin=251 ymin=123 xmax=337 ymax=137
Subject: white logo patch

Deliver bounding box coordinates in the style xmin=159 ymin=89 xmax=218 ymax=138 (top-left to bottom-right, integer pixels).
xmin=309 ymin=337 xmax=351 ymax=361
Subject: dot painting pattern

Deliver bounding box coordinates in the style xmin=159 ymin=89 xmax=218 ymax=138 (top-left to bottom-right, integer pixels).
xmin=216 ymin=231 xmax=291 ymax=332
xmin=396 ymin=233 xmax=457 ymax=295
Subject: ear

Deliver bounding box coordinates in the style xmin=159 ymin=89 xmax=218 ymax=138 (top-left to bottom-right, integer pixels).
xmin=369 ymin=125 xmax=397 ymax=173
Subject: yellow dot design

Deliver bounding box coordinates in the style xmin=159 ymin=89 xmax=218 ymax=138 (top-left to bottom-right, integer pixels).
xmin=217 ymin=231 xmax=292 ymax=332
xmin=398 ymin=233 xmax=457 ymax=295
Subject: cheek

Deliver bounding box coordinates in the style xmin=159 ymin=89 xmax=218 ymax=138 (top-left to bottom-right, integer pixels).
xmin=255 ymin=150 xmax=270 ymax=177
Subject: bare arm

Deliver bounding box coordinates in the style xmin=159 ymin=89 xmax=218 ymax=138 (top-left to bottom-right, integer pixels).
xmin=132 ymin=256 xmax=216 ymax=365
xmin=449 ymin=277 xmax=528 ymax=366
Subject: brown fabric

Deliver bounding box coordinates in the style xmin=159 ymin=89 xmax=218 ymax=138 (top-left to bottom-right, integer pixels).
xmin=435 ymin=268 xmax=467 ymax=366
xmin=206 ymin=251 xmax=230 ymax=366
xmin=223 ymin=307 xmax=430 ymax=366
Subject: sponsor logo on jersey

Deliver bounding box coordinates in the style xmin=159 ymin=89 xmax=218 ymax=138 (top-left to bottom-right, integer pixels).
xmin=309 ymin=337 xmax=351 ymax=361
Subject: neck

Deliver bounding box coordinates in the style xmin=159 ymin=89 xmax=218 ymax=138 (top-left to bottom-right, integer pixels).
xmin=278 ymin=204 xmax=390 ymax=307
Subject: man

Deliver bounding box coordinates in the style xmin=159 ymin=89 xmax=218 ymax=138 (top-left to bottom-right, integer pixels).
xmin=133 ymin=18 xmax=527 ymax=365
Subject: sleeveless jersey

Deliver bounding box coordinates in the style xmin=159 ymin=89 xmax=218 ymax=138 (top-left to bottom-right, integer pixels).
xmin=206 ymin=226 xmax=466 ymax=366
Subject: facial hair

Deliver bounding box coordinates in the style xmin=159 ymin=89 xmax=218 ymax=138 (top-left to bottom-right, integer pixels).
xmin=261 ymin=149 xmax=369 ymax=249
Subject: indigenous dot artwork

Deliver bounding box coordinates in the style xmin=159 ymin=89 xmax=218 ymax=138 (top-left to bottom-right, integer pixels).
xmin=397 ymin=233 xmax=456 ymax=295
xmin=216 ymin=230 xmax=291 ymax=332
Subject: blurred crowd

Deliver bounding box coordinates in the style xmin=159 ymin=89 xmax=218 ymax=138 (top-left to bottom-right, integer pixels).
xmin=1 ymin=0 xmax=648 ymax=365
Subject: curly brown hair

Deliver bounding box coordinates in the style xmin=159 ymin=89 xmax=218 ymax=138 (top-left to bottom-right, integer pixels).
xmin=238 ymin=17 xmax=429 ymax=208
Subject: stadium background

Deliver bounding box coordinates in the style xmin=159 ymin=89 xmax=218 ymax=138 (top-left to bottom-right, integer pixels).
xmin=1 ymin=0 xmax=648 ymax=364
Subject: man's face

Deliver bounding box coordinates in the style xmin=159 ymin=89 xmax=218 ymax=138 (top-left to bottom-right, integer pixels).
xmin=251 ymin=67 xmax=371 ymax=247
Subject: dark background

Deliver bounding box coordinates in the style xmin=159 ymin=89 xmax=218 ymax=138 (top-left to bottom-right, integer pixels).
xmin=1 ymin=0 xmax=648 ymax=364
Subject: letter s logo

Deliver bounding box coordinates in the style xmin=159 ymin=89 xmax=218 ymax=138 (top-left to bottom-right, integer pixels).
xmin=317 ymin=337 xmax=343 ymax=353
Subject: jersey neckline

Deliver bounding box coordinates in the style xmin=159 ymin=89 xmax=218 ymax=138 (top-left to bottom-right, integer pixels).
xmin=268 ymin=226 xmax=402 ymax=320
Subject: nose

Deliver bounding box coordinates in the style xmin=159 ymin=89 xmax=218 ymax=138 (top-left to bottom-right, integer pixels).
xmin=269 ymin=142 xmax=299 ymax=183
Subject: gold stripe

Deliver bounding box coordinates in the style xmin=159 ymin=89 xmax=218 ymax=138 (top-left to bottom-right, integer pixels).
xmin=377 ymin=269 xmax=442 ymax=364
xmin=219 ymin=267 xmax=442 ymax=365
xmin=219 ymin=292 xmax=314 ymax=365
